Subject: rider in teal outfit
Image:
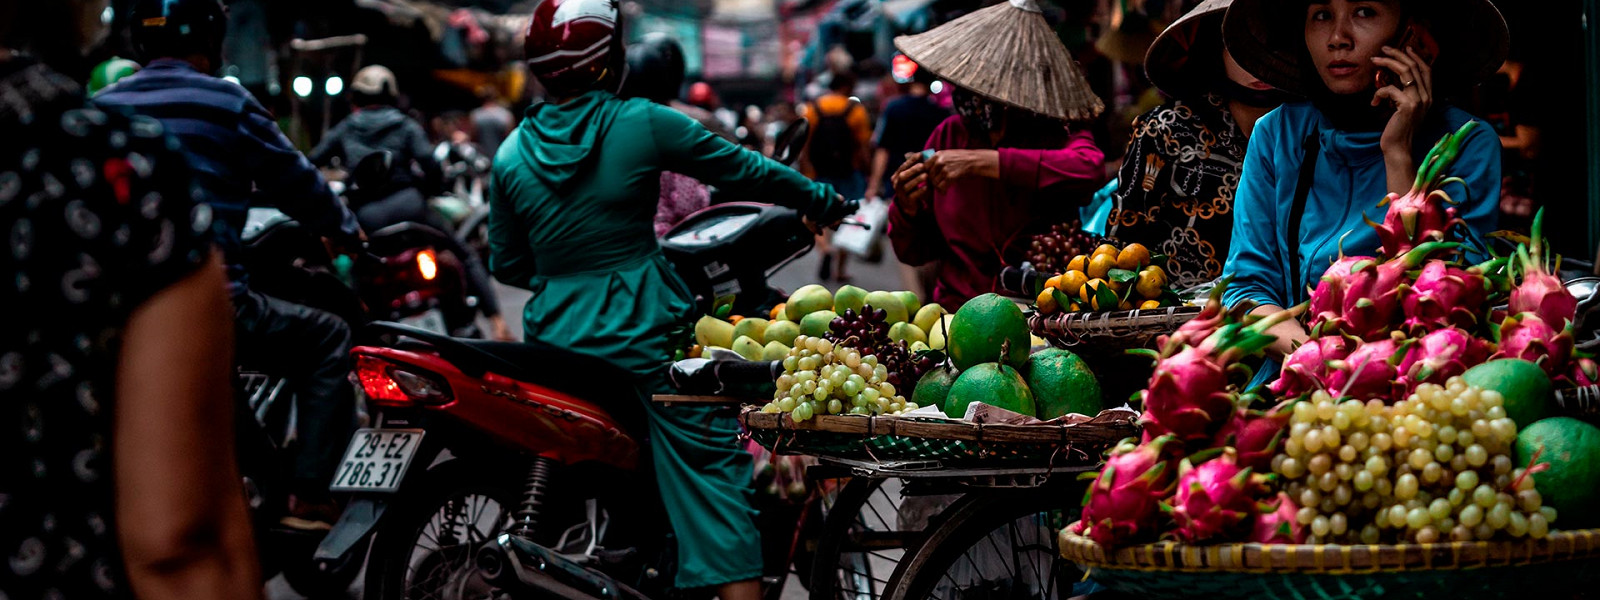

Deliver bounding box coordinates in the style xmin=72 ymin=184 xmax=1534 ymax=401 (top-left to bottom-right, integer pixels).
xmin=489 ymin=1 xmax=844 ymax=593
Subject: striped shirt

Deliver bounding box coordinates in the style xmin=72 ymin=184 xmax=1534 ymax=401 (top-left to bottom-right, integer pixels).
xmin=95 ymin=59 xmax=360 ymax=291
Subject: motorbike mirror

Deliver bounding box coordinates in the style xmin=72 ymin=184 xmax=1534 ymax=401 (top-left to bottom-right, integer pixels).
xmin=771 ymin=118 xmax=808 ymax=166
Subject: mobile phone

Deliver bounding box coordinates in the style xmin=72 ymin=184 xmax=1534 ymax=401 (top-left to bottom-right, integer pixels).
xmin=1375 ymin=25 xmax=1439 ymax=89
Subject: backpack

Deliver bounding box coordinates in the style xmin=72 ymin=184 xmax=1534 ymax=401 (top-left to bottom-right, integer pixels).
xmin=806 ymin=99 xmax=860 ymax=178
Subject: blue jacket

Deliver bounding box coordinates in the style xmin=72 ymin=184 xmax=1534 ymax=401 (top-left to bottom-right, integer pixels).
xmin=95 ymin=59 xmax=360 ymax=292
xmin=1222 ymin=102 xmax=1500 ymax=310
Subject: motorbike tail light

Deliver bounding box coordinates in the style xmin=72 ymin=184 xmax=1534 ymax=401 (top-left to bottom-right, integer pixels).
xmin=355 ymin=354 xmax=453 ymax=407
xmin=416 ymin=249 xmax=438 ymax=281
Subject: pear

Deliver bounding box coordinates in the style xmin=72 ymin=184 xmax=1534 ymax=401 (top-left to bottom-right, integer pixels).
xmin=761 ymin=341 xmax=790 ymax=361
xmin=862 ymin=291 xmax=908 ymax=323
xmin=888 ymin=322 xmax=927 ymax=345
xmin=833 ymin=284 xmax=868 ymax=314
xmin=785 ymin=284 xmax=834 ymax=321
xmin=893 ymin=291 xmax=922 ymax=318
xmin=732 ymin=317 xmax=769 ymax=344
xmin=732 ymin=336 xmax=765 ymax=361
xmin=913 ymin=303 xmax=946 ymax=334
xmin=764 ymin=320 xmax=801 ymax=346
xmin=799 ymin=310 xmax=839 ymax=338
xmin=695 ymin=315 xmax=736 ymax=349
xmin=926 ymin=314 xmax=955 ymax=350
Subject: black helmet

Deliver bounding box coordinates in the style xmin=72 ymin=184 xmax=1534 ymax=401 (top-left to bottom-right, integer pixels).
xmin=130 ymin=0 xmax=227 ymax=68
xmin=620 ymin=33 xmax=685 ymax=105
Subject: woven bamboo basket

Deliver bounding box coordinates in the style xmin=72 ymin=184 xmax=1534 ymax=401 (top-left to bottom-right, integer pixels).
xmin=1029 ymin=306 xmax=1203 ymax=352
xmin=740 ymin=407 xmax=1138 ymax=464
xmin=1060 ymin=526 xmax=1600 ymax=599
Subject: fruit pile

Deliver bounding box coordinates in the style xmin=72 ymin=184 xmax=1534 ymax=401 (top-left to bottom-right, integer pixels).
xmin=691 ymin=284 xmax=947 ymax=364
xmin=1032 ymin=242 xmax=1179 ymax=315
xmin=910 ymin=294 xmax=1107 ymax=422
xmin=759 ymin=335 xmax=917 ymax=420
xmin=1024 ymin=220 xmax=1102 ymax=276
xmin=1072 ymin=122 xmax=1600 ymax=548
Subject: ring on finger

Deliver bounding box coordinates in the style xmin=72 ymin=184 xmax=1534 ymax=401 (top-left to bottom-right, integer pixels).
xmin=1403 ymin=79 xmax=1415 ymax=87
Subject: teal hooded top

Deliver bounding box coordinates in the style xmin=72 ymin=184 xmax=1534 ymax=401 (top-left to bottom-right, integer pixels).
xmin=1221 ymin=102 xmax=1500 ymax=311
xmin=485 ymin=91 xmax=835 ymax=589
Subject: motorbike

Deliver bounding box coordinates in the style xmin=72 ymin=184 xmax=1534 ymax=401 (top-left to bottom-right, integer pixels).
xmin=311 ymin=119 xmax=863 ymax=599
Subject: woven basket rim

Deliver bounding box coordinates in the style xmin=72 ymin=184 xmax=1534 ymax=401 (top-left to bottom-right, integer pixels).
xmin=740 ymin=406 xmax=1139 ymax=445
xmin=1059 ymin=526 xmax=1600 ymax=573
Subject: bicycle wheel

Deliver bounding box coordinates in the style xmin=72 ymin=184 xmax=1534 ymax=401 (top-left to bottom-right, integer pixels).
xmin=807 ymin=477 xmax=930 ymax=599
xmin=881 ymin=488 xmax=1083 ymax=600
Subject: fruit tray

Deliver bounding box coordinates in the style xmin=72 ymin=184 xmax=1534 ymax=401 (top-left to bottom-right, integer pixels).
xmin=1029 ymin=305 xmax=1203 ymax=351
xmin=740 ymin=407 xmax=1138 ymax=464
xmin=1059 ymin=526 xmax=1600 ymax=599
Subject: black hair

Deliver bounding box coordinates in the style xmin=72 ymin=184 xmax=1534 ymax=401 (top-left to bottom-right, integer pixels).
xmin=829 ymin=71 xmax=856 ymax=92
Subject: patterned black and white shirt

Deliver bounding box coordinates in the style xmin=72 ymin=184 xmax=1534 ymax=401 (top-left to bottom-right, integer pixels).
xmin=0 ymin=58 xmax=211 ymax=599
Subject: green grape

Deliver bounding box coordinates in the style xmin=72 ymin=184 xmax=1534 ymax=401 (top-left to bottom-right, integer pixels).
xmin=1529 ymin=512 xmax=1550 ymax=539
xmin=1335 ymin=463 xmax=1355 ymax=481
xmin=1406 ymin=507 xmax=1431 ymax=529
xmin=1473 ymin=484 xmax=1496 ymax=508
xmin=1388 ymin=505 xmax=1409 ymax=529
xmin=1360 ymin=524 xmax=1382 ymax=544
xmin=1486 ymin=503 xmax=1511 ymax=529
xmin=1434 ymin=444 xmax=1455 ymax=463
xmin=862 ymin=388 xmax=880 ymax=403
xmin=1448 ymin=487 xmax=1466 ymax=507
xmin=1373 ymin=432 xmax=1394 ymax=451
xmin=1409 ymin=448 xmax=1432 ymax=470
xmin=1281 ymin=457 xmax=1305 ymax=479
xmin=801 ymin=380 xmax=817 ymax=395
xmin=828 ymin=370 xmax=847 ymax=387
xmin=1507 ymin=511 xmax=1529 ymax=537
xmin=1415 ymin=526 xmax=1441 ymax=543
xmin=1339 ymin=445 xmax=1359 ymax=463
xmin=796 ymin=370 xmax=816 ymax=383
xmin=1311 ymin=516 xmax=1331 ymax=537
xmin=1395 ymin=474 xmax=1419 ymax=500
xmin=1349 ymin=431 xmax=1370 ymax=452
xmin=1366 ymin=455 xmax=1389 ymax=477
xmin=1296 ymin=507 xmax=1318 ymax=525
xmin=1330 ymin=512 xmax=1349 ymax=536
xmin=1540 ymin=506 xmax=1558 ymax=523
xmin=1459 ymin=504 xmax=1484 ymax=527
xmin=1353 ymin=470 xmax=1375 ymax=491
xmin=1517 ymin=489 xmax=1543 ymax=512
xmin=1309 ymin=454 xmax=1332 ymax=475
xmin=761 ymin=402 xmax=780 ymax=413
xmin=1465 ymin=444 xmax=1488 ymax=467
xmin=842 ymin=380 xmax=862 ymax=396
xmin=878 ymin=382 xmax=896 ymax=397
xmin=1428 ymin=498 xmax=1452 ymax=521
xmin=1304 ymin=429 xmax=1325 ymax=453
xmin=1491 ymin=455 xmax=1513 ymax=476
xmin=828 ymin=399 xmax=843 ymax=415
xmin=1300 ymin=488 xmax=1322 ymax=508
xmin=1421 ymin=462 xmax=1444 ymax=484
xmin=783 ymin=356 xmax=798 ymax=371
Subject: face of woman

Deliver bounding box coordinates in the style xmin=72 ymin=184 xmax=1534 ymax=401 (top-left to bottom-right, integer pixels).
xmin=1304 ymin=0 xmax=1404 ymax=95
xmin=1223 ymin=49 xmax=1272 ymax=91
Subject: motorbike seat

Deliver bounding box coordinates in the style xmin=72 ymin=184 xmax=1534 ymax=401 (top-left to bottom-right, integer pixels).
xmin=363 ymin=322 xmax=646 ymax=431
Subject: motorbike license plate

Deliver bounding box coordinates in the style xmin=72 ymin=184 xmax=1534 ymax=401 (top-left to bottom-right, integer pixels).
xmin=329 ymin=429 xmax=424 ymax=493
xmin=400 ymin=308 xmax=446 ymax=334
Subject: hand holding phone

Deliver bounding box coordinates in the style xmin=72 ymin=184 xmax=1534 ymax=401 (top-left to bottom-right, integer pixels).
xmin=1375 ymin=25 xmax=1438 ymax=90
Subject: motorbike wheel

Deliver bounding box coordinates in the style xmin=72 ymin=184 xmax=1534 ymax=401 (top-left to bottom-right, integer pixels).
xmin=363 ymin=461 xmax=520 ymax=600
xmin=880 ymin=489 xmax=1083 ymax=600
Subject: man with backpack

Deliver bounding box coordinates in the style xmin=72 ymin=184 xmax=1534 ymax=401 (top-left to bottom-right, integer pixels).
xmin=800 ymin=70 xmax=872 ymax=281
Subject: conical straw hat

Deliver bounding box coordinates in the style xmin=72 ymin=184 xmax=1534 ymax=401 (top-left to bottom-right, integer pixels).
xmin=894 ymin=0 xmax=1105 ymax=122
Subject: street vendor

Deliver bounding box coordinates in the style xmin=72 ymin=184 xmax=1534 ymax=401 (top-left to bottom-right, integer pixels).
xmin=887 ymin=0 xmax=1107 ymax=309
xmin=1220 ymin=0 xmax=1507 ymax=357
xmin=1104 ymin=0 xmax=1294 ymax=289
xmin=488 ymin=0 xmax=848 ymax=597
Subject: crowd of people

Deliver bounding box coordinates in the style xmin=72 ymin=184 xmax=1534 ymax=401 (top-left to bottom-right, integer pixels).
xmin=0 ymin=0 xmax=1573 ymax=598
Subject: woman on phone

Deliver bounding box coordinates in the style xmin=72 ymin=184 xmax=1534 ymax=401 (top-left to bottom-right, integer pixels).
xmin=1219 ymin=0 xmax=1508 ymax=356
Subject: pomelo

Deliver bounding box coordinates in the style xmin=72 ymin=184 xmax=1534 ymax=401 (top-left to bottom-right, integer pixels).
xmin=1463 ymin=359 xmax=1553 ymax=428
xmin=912 ymin=367 xmax=959 ymax=415
xmin=947 ymin=293 xmax=1029 ymax=371
xmin=1026 ymin=348 xmax=1102 ymax=419
xmin=1516 ymin=417 xmax=1600 ymax=527
xmin=944 ymin=362 xmax=1035 ymax=419
xmin=863 ymin=291 xmax=909 ymax=324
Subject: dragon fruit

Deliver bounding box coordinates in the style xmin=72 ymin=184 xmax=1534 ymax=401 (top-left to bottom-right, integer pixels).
xmin=1368 ymin=121 xmax=1478 ymax=258
xmin=1324 ymin=336 xmax=1410 ymax=402
xmin=1569 ymin=357 xmax=1599 ymax=387
xmin=1163 ymin=448 xmax=1273 ymax=543
xmin=1401 ymin=260 xmax=1490 ymax=334
xmin=1156 ymin=281 xmax=1253 ymax=352
xmin=1494 ymin=312 xmax=1575 ymax=378
xmin=1134 ymin=301 xmax=1304 ymax=443
xmin=1308 ymin=252 xmax=1377 ymax=334
xmin=1079 ymin=435 xmax=1182 ymax=548
xmin=1509 ymin=210 xmax=1579 ymax=329
xmin=1396 ymin=327 xmax=1493 ymax=393
xmin=1314 ymin=242 xmax=1458 ymax=341
xmin=1212 ymin=403 xmax=1291 ymax=471
xmin=1269 ymin=336 xmax=1357 ymax=399
xmin=1249 ymin=492 xmax=1307 ymax=544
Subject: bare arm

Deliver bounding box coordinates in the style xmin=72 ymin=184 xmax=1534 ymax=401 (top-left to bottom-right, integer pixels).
xmin=115 ymin=254 xmax=262 ymax=600
xmin=866 ymin=148 xmax=889 ymax=199
xmin=1251 ymin=303 xmax=1309 ymax=359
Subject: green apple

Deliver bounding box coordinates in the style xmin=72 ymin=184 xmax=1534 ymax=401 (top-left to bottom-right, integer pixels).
xmin=785 ymin=284 xmax=834 ymax=321
xmin=893 ymin=291 xmax=922 ymax=318
xmin=862 ymin=291 xmax=908 ymax=323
